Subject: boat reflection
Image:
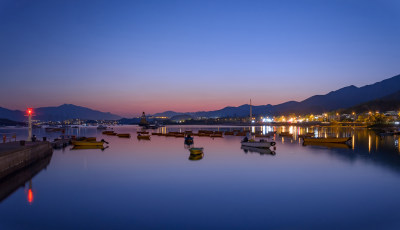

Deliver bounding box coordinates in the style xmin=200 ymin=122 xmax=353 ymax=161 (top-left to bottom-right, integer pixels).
xmin=302 ymin=142 xmax=351 ymax=149
xmin=70 ymin=145 xmax=109 ymax=151
xmin=189 ymin=153 xmax=204 ymax=161
xmin=0 ymin=153 xmax=53 ymax=203
xmin=241 ymin=146 xmax=276 ymax=156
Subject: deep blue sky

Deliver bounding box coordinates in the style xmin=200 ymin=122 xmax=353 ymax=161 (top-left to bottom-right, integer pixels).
xmin=0 ymin=0 xmax=399 ymax=116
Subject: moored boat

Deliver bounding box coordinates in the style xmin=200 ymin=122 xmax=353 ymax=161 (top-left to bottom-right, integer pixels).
xmin=72 ymin=141 xmax=104 ymax=146
xmin=189 ymin=153 xmax=204 ymax=161
xmin=189 ymin=147 xmax=204 ymax=155
xmin=117 ymin=133 xmax=131 ymax=138
xmin=137 ymin=134 xmax=151 ymax=140
xmin=241 ymin=140 xmax=276 ymax=148
xmin=184 ymin=136 xmax=194 ymax=145
xmin=303 ymin=137 xmax=351 ymax=143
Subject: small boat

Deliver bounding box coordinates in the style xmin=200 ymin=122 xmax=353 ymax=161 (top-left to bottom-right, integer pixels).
xmin=72 ymin=141 xmax=104 ymax=146
xmin=184 ymin=136 xmax=194 ymax=145
xmin=189 ymin=153 xmax=204 ymax=161
xmin=189 ymin=147 xmax=204 ymax=155
xmin=302 ymin=142 xmax=351 ymax=149
xmin=71 ymin=145 xmax=107 ymax=150
xmin=224 ymin=131 xmax=234 ymax=135
xmin=241 ymin=139 xmax=276 ymax=148
xmin=255 ymin=134 xmax=273 ymax=138
xmin=117 ymin=133 xmax=131 ymax=138
xmin=137 ymin=131 xmax=149 ymax=134
xmin=198 ymin=133 xmax=210 ymax=137
xmin=235 ymin=132 xmax=246 ymax=136
xmin=298 ymin=133 xmax=314 ymax=138
xmin=210 ymin=133 xmax=223 ymax=138
xmin=102 ymin=131 xmax=115 ymax=135
xmin=137 ymin=134 xmax=150 ymax=140
xmin=303 ymin=137 xmax=351 ymax=143
xmin=279 ymin=132 xmax=293 ymax=137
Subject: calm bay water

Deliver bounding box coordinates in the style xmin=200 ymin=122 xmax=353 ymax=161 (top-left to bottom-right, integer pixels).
xmin=1 ymin=125 xmax=400 ymax=230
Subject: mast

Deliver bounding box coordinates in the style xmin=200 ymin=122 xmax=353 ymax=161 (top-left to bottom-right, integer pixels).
xmin=250 ymin=99 xmax=252 ymax=122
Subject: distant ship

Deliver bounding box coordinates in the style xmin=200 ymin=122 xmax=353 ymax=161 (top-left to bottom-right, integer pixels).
xmin=139 ymin=112 xmax=164 ymax=129
xmin=138 ymin=112 xmax=149 ymax=127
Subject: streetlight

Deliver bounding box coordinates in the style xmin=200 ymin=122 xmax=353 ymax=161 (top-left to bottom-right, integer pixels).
xmin=26 ymin=108 xmax=34 ymax=141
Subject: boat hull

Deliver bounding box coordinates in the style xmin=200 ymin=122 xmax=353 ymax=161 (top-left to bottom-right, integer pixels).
xmin=303 ymin=137 xmax=351 ymax=143
xmin=241 ymin=141 xmax=276 ymax=148
xmin=72 ymin=141 xmax=104 ymax=146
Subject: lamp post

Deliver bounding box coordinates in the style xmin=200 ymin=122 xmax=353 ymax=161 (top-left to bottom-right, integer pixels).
xmin=26 ymin=108 xmax=33 ymax=141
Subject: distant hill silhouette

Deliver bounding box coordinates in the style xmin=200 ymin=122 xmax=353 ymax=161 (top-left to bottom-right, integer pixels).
xmin=153 ymin=74 xmax=400 ymax=117
xmin=0 ymin=118 xmax=25 ymax=126
xmin=0 ymin=104 xmax=121 ymax=121
xmin=341 ymin=90 xmax=400 ymax=114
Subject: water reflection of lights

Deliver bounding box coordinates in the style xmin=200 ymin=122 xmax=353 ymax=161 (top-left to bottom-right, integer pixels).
xmin=27 ymin=189 xmax=33 ymax=204
xmin=26 ymin=180 xmax=34 ymax=204
xmin=352 ymin=135 xmax=355 ymax=150
xmin=376 ymin=136 xmax=379 ymax=152
xmin=368 ymin=135 xmax=371 ymax=153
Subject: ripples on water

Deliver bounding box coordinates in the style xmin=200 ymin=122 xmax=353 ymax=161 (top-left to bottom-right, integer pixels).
xmin=1 ymin=125 xmax=400 ymax=230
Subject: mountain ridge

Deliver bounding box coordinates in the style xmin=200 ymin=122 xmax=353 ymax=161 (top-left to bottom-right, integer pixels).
xmin=153 ymin=74 xmax=400 ymax=118
xmin=0 ymin=104 xmax=121 ymax=121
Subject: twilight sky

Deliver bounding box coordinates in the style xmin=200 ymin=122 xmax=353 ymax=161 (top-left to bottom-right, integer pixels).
xmin=0 ymin=0 xmax=399 ymax=117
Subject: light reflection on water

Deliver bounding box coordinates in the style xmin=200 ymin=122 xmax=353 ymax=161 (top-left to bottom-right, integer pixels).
xmin=1 ymin=125 xmax=400 ymax=229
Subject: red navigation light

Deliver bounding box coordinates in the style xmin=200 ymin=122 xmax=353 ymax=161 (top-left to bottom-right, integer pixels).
xmin=27 ymin=108 xmax=33 ymax=115
xmin=27 ymin=189 xmax=34 ymax=204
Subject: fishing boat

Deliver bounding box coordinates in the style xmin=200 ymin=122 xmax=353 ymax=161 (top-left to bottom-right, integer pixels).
xmin=241 ymin=139 xmax=276 ymax=148
xmin=72 ymin=141 xmax=104 ymax=146
xmin=137 ymin=134 xmax=150 ymax=140
xmin=303 ymin=137 xmax=351 ymax=143
xmin=117 ymin=133 xmax=131 ymax=138
xmin=189 ymin=147 xmax=203 ymax=155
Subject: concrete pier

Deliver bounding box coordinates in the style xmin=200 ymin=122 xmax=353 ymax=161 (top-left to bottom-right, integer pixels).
xmin=0 ymin=141 xmax=53 ymax=180
xmin=0 ymin=153 xmax=52 ymax=202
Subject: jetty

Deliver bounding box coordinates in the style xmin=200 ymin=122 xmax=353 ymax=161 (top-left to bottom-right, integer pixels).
xmin=0 ymin=141 xmax=53 ymax=181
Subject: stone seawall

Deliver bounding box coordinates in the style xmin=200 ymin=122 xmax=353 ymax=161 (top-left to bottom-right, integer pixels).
xmin=0 ymin=142 xmax=53 ymax=180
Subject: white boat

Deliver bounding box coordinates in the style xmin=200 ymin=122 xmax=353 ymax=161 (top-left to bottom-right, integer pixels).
xmin=241 ymin=140 xmax=276 ymax=148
